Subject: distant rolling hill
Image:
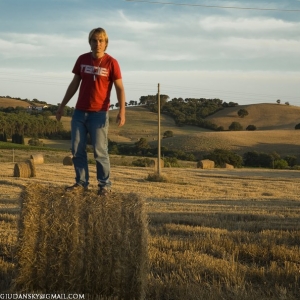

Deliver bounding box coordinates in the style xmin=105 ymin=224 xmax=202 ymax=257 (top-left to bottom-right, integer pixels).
xmin=108 ymin=104 xmax=300 ymax=159
xmin=206 ymin=103 xmax=300 ymax=130
xmin=0 ymin=97 xmax=48 ymax=108
xmin=2 ymin=98 xmax=300 ymax=159
xmin=0 ymin=97 xmax=31 ymax=108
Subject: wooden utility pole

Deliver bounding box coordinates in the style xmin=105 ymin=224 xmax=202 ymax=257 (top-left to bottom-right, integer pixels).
xmin=157 ymin=83 xmax=161 ymax=175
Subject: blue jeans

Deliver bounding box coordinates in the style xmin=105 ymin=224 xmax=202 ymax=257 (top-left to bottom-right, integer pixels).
xmin=71 ymin=109 xmax=111 ymax=189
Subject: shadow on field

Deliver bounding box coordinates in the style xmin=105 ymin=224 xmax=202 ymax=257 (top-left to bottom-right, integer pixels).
xmin=148 ymin=197 xmax=300 ymax=232
xmin=235 ymin=142 xmax=300 ymax=159
xmin=0 ymin=180 xmax=25 ymax=189
xmin=149 ymin=197 xmax=300 ymax=207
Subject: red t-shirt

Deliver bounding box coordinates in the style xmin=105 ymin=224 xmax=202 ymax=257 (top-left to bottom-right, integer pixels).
xmin=72 ymin=52 xmax=122 ymax=111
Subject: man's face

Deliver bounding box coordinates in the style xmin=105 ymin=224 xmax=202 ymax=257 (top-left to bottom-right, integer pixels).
xmin=90 ymin=33 xmax=107 ymax=55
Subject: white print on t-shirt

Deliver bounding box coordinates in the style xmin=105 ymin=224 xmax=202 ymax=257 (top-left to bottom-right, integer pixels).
xmin=80 ymin=64 xmax=109 ymax=77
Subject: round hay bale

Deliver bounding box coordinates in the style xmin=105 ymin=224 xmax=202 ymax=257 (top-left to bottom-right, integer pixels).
xmin=26 ymin=159 xmax=36 ymax=177
xmin=63 ymin=155 xmax=73 ymax=166
xmin=222 ymin=163 xmax=234 ymax=169
xmin=13 ymin=162 xmax=31 ymax=178
xmin=149 ymin=158 xmax=164 ymax=169
xmin=197 ymin=159 xmax=215 ymax=169
xmin=14 ymin=160 xmax=36 ymax=178
xmin=15 ymin=184 xmax=148 ymax=298
xmin=30 ymin=153 xmax=44 ymax=164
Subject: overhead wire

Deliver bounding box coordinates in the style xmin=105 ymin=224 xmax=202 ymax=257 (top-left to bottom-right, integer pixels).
xmin=122 ymin=0 xmax=300 ymax=104
xmin=0 ymin=3 xmax=298 ymax=105
xmin=125 ymin=0 xmax=300 ymax=12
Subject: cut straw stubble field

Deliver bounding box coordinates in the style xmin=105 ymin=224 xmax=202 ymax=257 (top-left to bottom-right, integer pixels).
xmin=0 ymin=163 xmax=300 ymax=299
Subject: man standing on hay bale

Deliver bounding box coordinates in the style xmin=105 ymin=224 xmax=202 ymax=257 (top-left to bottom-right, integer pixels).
xmin=56 ymin=27 xmax=126 ymax=196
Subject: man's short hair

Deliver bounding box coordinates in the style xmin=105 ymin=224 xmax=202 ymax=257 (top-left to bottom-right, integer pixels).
xmin=88 ymin=27 xmax=109 ymax=49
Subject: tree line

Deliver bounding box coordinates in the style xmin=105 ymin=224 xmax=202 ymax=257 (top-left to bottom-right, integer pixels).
xmin=139 ymin=95 xmax=238 ymax=130
xmin=203 ymin=149 xmax=297 ymax=169
xmin=107 ymin=137 xmax=298 ymax=169
xmin=1 ymin=95 xmax=236 ymax=132
xmin=0 ymin=111 xmax=65 ymax=144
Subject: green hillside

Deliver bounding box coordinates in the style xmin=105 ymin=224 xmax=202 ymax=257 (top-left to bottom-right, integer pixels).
xmin=108 ymin=105 xmax=300 ymax=159
xmin=206 ymin=103 xmax=300 ymax=130
xmin=2 ymin=98 xmax=300 ymax=159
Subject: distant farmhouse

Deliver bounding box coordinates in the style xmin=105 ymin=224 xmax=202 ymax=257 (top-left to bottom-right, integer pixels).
xmin=27 ymin=105 xmax=48 ymax=112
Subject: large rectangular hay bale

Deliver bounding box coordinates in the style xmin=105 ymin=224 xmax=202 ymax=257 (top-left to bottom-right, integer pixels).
xmin=14 ymin=184 xmax=148 ymax=299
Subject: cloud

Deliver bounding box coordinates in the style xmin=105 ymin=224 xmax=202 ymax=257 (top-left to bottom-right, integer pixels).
xmin=222 ymin=37 xmax=300 ymax=56
xmin=108 ymin=11 xmax=300 ymax=67
xmin=1 ymin=2 xmax=300 ymax=75
xmin=113 ymin=10 xmax=162 ymax=31
xmin=199 ymin=16 xmax=297 ymax=32
xmin=0 ymin=33 xmax=86 ymax=58
xmin=0 ymin=37 xmax=40 ymax=57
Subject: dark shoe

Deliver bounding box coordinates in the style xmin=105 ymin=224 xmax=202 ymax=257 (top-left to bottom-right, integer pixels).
xmin=65 ymin=183 xmax=87 ymax=192
xmin=97 ymin=187 xmax=111 ymax=196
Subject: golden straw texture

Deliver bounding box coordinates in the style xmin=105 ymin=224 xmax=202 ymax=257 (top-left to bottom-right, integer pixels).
xmin=197 ymin=159 xmax=215 ymax=169
xmin=14 ymin=184 xmax=148 ymax=299
xmin=30 ymin=154 xmax=44 ymax=164
xmin=13 ymin=163 xmax=31 ymax=178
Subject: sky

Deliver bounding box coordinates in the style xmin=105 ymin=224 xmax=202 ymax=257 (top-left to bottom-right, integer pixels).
xmin=0 ymin=0 xmax=300 ymax=108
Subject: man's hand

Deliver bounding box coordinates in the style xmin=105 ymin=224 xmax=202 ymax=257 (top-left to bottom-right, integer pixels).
xmin=55 ymin=107 xmax=64 ymax=121
xmin=114 ymin=79 xmax=126 ymax=127
xmin=116 ymin=111 xmax=125 ymax=127
xmin=56 ymin=75 xmax=81 ymax=121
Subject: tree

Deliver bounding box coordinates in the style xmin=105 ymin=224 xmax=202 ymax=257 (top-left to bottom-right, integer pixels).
xmin=28 ymin=138 xmax=44 ymax=147
xmin=237 ymin=108 xmax=249 ymax=118
xmin=276 ymin=99 xmax=281 ymax=104
xmin=273 ymin=159 xmax=288 ymax=169
xmin=135 ymin=138 xmax=150 ymax=155
xmin=243 ymin=151 xmax=279 ymax=168
xmin=163 ymin=130 xmax=174 ymax=138
xmin=284 ymin=155 xmax=297 ymax=167
xmin=243 ymin=151 xmax=261 ymax=167
xmin=129 ymin=100 xmax=138 ymax=106
xmin=204 ymin=149 xmax=243 ymax=168
xmin=246 ymin=125 xmax=256 ymax=131
xmin=174 ymin=112 xmax=186 ymax=127
xmin=295 ymin=123 xmax=300 ymax=129
xmin=243 ymin=151 xmax=274 ymax=168
xmin=228 ymin=102 xmax=238 ymax=107
xmin=229 ymin=122 xmax=243 ymax=131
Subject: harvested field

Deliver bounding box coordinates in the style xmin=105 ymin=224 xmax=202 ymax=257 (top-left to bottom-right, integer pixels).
xmin=0 ymin=162 xmax=300 ymax=299
xmin=0 ymin=98 xmax=32 ymax=108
